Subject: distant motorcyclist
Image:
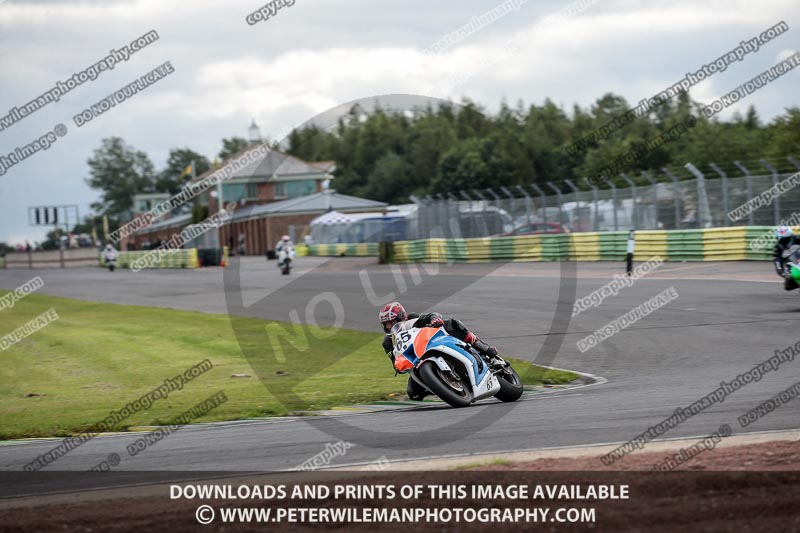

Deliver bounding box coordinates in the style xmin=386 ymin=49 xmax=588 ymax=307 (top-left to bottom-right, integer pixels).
xmin=773 ymin=225 xmax=799 ymax=291
xmin=378 ymin=301 xmax=498 ymax=401
xmin=276 ymin=235 xmax=294 ymax=255
xmin=104 ymin=244 xmax=118 ymax=272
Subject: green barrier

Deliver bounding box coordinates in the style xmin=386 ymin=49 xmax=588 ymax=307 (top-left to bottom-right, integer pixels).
xmin=666 ymin=230 xmax=704 ymax=261
xmin=598 ymin=232 xmax=628 ymax=261
xmin=745 ymin=226 xmax=781 ymax=261
xmin=540 ymin=234 xmax=570 ymax=261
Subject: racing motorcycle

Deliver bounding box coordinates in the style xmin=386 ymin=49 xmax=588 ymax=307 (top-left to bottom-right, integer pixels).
xmin=782 ymin=244 xmax=800 ymax=287
xmin=390 ymin=320 xmax=524 ymax=408
xmin=104 ymin=249 xmax=117 ymax=272
xmin=276 ymin=245 xmax=294 ymax=275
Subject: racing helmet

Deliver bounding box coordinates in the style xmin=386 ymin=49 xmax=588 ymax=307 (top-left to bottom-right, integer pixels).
xmin=281 ymin=235 xmax=290 ymax=242
xmin=379 ymin=301 xmax=407 ymax=333
xmin=776 ymin=225 xmax=793 ymax=239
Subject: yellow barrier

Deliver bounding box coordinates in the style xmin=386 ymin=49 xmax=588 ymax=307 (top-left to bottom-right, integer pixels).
xmin=633 ymin=230 xmax=669 ymax=260
xmin=571 ymin=233 xmax=600 ymax=261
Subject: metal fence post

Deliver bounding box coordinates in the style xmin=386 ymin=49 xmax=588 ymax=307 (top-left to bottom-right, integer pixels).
xmin=500 ymin=186 xmax=515 ymax=229
xmin=788 ymin=156 xmax=800 ymax=171
xmin=602 ymin=177 xmax=618 ymax=231
xmin=486 ymin=188 xmax=502 ymax=233
xmin=531 ymin=184 xmax=547 ymax=226
xmin=733 ymin=161 xmax=755 ymax=226
xmin=709 ymin=163 xmax=729 ymax=226
xmin=471 ymin=190 xmax=487 ymax=237
xmin=460 ymin=191 xmax=474 ymax=238
xmin=685 ymin=163 xmax=712 ymax=228
xmin=621 ymin=173 xmax=637 ymax=230
xmin=546 ymin=182 xmax=564 ymax=227
xmin=760 ymin=159 xmax=780 ymax=226
xmin=565 ymin=179 xmax=581 ymax=232
xmin=515 ymin=185 xmax=532 ymax=226
xmin=662 ymin=168 xmax=681 ymax=229
xmin=447 ymin=192 xmax=459 ymax=239
xmin=641 ymin=171 xmax=658 ymax=229
xmin=583 ymin=177 xmax=600 ymax=232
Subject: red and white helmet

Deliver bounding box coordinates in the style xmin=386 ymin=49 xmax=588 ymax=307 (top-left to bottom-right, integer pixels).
xmin=379 ymin=301 xmax=407 ymax=332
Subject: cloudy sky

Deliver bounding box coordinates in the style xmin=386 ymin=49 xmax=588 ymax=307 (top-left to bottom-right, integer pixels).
xmin=0 ymin=0 xmax=798 ymax=243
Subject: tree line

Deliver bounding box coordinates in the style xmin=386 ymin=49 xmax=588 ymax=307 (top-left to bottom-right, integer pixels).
xmin=286 ymin=93 xmax=800 ymax=204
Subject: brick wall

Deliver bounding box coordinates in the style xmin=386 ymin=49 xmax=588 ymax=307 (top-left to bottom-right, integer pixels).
xmin=220 ymin=213 xmax=318 ymax=255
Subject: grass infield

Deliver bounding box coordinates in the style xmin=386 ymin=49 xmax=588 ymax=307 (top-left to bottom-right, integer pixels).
xmin=0 ymin=292 xmax=578 ymax=439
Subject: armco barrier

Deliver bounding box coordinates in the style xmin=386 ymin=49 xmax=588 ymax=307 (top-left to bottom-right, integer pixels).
xmin=99 ymin=249 xmax=199 ymax=269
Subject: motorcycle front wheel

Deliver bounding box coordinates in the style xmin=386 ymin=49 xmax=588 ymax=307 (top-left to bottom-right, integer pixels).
xmin=419 ymin=362 xmax=471 ymax=408
xmin=493 ymin=366 xmax=524 ymax=402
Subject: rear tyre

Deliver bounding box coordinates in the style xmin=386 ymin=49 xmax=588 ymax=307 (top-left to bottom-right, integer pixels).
xmin=494 ymin=366 xmax=524 ymax=402
xmin=419 ymin=361 xmax=471 ymax=408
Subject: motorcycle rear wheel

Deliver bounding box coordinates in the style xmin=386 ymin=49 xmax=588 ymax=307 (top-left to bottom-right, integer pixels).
xmin=419 ymin=362 xmax=471 ymax=408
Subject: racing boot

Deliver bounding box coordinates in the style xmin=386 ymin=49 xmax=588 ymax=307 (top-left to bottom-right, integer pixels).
xmin=465 ymin=332 xmax=498 ymax=361
xmin=406 ymin=376 xmax=429 ymax=401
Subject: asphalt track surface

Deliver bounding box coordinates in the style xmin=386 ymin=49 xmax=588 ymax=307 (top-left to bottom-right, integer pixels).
xmin=1 ymin=257 xmax=799 ymax=487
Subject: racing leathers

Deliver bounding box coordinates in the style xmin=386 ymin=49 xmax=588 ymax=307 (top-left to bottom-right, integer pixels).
xmin=773 ymin=235 xmax=799 ymax=291
xmin=382 ymin=312 xmax=497 ymax=400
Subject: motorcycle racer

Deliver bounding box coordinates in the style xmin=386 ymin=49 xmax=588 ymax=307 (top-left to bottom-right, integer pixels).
xmin=276 ymin=235 xmax=293 ymax=254
xmin=773 ymin=225 xmax=799 ymax=291
xmin=378 ymin=301 xmax=498 ymax=400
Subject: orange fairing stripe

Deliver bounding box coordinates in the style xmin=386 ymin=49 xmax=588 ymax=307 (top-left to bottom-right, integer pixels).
xmin=413 ymin=327 xmax=440 ymax=359
xmin=395 ymin=355 xmax=414 ymax=372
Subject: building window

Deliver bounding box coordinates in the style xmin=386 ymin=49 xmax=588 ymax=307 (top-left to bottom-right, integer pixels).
xmin=137 ymin=199 xmax=151 ymax=212
xmin=222 ymin=183 xmax=259 ymax=201
xmin=275 ymin=180 xmax=316 ymax=198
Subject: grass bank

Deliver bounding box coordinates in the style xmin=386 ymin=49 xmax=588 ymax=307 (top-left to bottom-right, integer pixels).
xmin=0 ymin=292 xmax=578 ymax=439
